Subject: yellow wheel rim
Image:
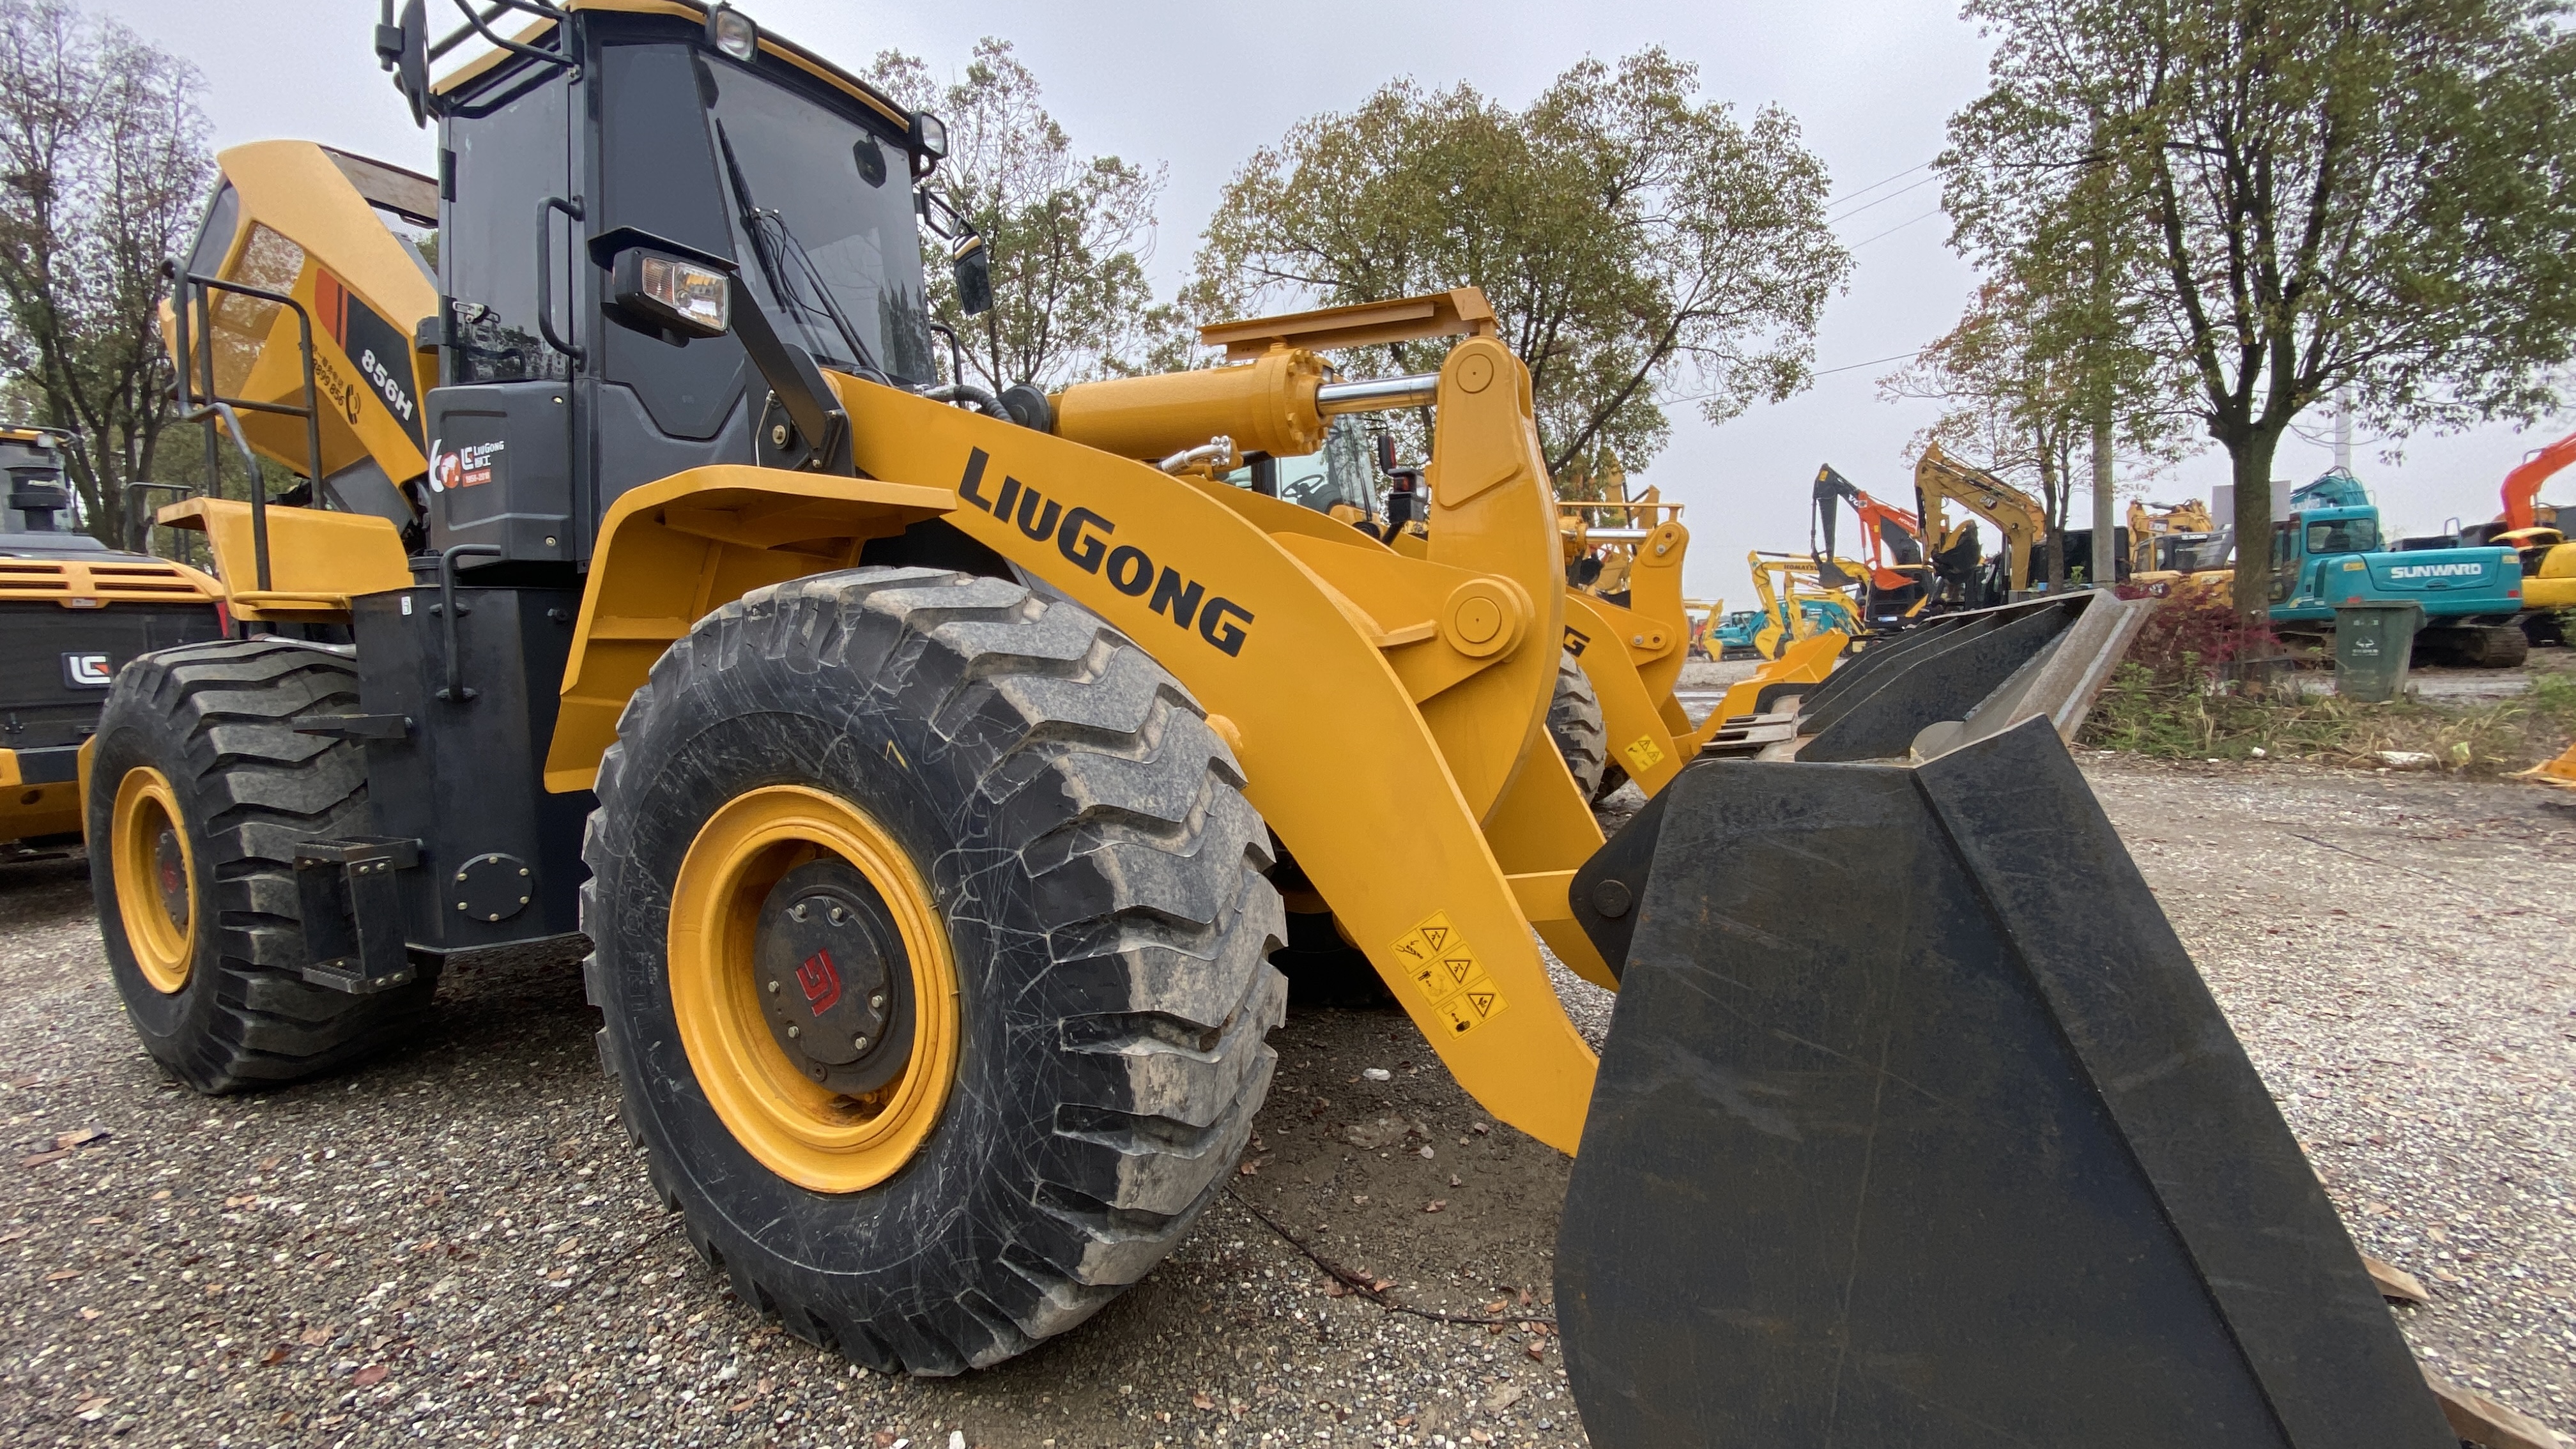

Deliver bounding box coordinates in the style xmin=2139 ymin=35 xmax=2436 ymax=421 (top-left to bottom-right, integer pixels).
xmin=668 ymin=785 xmax=959 ymax=1193
xmin=111 ymin=766 xmax=196 ymax=995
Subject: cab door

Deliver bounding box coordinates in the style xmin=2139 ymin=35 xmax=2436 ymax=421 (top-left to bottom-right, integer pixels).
xmin=2268 ymin=520 xmax=2301 ymax=604
xmin=578 ymin=34 xmax=756 ymax=539
xmin=425 ymin=56 xmax=576 ymax=571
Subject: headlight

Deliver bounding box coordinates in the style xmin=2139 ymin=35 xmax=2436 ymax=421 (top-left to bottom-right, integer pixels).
xmin=611 ymin=248 xmax=731 ymax=339
xmin=705 ymin=4 xmax=757 ymax=61
xmin=912 ymin=111 xmax=948 ymax=160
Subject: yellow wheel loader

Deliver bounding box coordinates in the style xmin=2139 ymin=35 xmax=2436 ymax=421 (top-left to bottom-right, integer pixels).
xmin=0 ymin=426 xmax=221 ymax=851
xmin=86 ymin=4 xmax=2461 ymax=1443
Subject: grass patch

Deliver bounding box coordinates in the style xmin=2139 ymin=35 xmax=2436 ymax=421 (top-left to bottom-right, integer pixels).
xmin=2082 ymin=663 xmax=2576 ymax=774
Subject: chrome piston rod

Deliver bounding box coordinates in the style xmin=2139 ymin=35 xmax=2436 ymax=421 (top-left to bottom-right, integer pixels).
xmin=1315 ymin=372 xmax=1441 ymax=415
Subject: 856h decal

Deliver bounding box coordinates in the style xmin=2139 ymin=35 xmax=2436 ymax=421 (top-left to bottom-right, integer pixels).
xmin=955 ymin=449 xmax=1255 ymax=657
xmin=315 ymin=268 xmax=425 ymax=450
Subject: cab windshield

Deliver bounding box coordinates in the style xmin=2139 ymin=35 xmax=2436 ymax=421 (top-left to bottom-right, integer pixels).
xmin=703 ymin=57 xmax=935 ymax=384
xmin=2304 ymin=518 xmax=2380 ymax=555
xmin=1221 ymin=417 xmax=1382 ymax=515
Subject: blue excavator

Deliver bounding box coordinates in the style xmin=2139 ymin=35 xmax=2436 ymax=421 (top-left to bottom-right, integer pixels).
xmin=2269 ymin=469 xmax=2528 ymax=666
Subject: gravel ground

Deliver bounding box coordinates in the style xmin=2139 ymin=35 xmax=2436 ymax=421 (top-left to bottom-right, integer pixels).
xmin=2088 ymin=755 xmax=2576 ymax=1433
xmin=3 ymin=747 xmax=2568 ymax=1447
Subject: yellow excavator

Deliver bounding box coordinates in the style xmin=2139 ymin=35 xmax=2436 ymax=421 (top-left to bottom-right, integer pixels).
xmin=81 ymin=5 xmax=2469 ymax=1444
xmin=1915 ymin=441 xmax=2049 ymax=607
xmin=1747 ymin=549 xmax=1862 ymax=659
xmin=2128 ymin=496 xmax=2216 ymax=574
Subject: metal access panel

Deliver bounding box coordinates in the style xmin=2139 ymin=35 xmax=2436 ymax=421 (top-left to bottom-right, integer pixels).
xmin=350 ymin=585 xmax=590 ymax=954
xmin=425 ymin=384 xmax=575 ymax=566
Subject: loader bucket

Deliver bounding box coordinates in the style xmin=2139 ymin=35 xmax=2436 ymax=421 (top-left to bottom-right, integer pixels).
xmin=2517 ymin=739 xmax=2576 ymax=788
xmin=1554 ymin=716 xmax=2454 ymax=1448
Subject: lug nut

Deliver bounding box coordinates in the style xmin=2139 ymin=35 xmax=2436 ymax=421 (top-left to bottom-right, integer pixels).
xmin=827 ymin=905 xmax=846 ymax=924
xmin=854 ymin=1035 xmax=870 ymax=1051
xmin=868 ymin=992 xmax=885 ymax=1011
xmin=790 ymin=903 xmax=808 ymax=922
xmin=786 ymin=1024 xmax=800 ymax=1039
xmin=767 ymin=979 xmax=780 ymax=995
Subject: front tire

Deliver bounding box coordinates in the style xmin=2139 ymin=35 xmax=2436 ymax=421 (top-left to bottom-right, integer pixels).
xmin=1547 ymin=648 xmax=1608 ymax=798
xmin=87 ymin=639 xmax=438 ymax=1092
xmin=584 ymin=567 xmax=1285 ymax=1373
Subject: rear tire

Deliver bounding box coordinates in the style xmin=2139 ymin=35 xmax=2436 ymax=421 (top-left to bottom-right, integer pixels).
xmin=87 ymin=638 xmax=437 ymax=1093
xmin=1547 ymin=649 xmax=1608 ymax=798
xmin=584 ymin=567 xmax=1285 ymax=1374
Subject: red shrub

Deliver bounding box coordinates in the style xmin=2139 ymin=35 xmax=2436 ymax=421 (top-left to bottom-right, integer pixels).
xmin=2115 ymin=585 xmax=2276 ymax=684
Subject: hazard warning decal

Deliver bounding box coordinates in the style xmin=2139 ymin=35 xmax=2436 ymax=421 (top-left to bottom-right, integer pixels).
xmin=1620 ymin=735 xmax=1666 ymax=773
xmin=1388 ymin=911 xmax=1508 ymax=1036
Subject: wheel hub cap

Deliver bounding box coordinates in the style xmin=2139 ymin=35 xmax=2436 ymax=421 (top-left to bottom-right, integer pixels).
xmin=151 ymin=824 xmax=188 ymax=931
xmin=753 ymin=860 xmax=911 ymax=1095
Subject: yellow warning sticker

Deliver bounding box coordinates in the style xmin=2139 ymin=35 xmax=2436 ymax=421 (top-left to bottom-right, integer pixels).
xmin=1388 ymin=911 xmax=1508 ymax=1035
xmin=1621 ymin=735 xmax=1667 ymax=772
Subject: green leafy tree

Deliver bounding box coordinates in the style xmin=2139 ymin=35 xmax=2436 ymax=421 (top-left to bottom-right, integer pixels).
xmin=1882 ymin=266 xmax=2189 ymax=587
xmin=0 ymin=0 xmax=210 ymax=546
xmin=1942 ymin=0 xmax=2576 ymax=617
xmin=1190 ymin=49 xmax=1850 ymax=482
xmin=866 ymin=39 xmax=1171 ymax=390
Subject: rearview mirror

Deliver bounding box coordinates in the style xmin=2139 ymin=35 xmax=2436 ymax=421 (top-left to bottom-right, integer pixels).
xmin=917 ymin=188 xmax=993 ymax=317
xmin=375 ymin=0 xmax=431 ymax=128
xmin=952 ymin=235 xmax=992 ymax=317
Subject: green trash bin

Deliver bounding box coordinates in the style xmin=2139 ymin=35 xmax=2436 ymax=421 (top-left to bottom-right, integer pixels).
xmin=2333 ymin=601 xmax=2423 ymax=703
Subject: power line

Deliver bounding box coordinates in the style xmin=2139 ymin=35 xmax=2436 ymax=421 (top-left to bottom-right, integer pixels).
xmin=1848 ymin=207 xmax=1945 ymax=249
xmin=1825 ymin=160 xmax=1932 ymax=210
xmin=1812 ymin=348 xmax=1928 ymax=378
xmin=1828 ymin=174 xmax=1939 ymax=224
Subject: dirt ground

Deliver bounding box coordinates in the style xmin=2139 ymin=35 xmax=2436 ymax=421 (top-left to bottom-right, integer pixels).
xmin=2 ymin=747 xmax=2571 ymax=1448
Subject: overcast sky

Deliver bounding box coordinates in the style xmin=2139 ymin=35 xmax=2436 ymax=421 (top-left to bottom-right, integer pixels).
xmin=96 ymin=0 xmax=2575 ymax=602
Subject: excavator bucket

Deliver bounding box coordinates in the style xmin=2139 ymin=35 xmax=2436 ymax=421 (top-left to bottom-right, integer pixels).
xmin=1554 ymin=602 xmax=2453 ymax=1447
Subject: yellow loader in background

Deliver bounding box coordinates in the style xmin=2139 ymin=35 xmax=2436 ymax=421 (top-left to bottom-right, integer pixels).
xmin=86 ymin=4 xmax=2459 ymax=1444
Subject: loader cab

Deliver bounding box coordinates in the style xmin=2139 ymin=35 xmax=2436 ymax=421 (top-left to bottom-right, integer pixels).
xmin=1218 ymin=415 xmax=1385 ymax=530
xmin=419 ymin=4 xmax=946 ymax=578
xmin=0 ymin=429 xmax=82 ymax=541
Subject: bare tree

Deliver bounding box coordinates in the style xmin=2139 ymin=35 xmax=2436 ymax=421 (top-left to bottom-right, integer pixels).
xmin=0 ymin=0 xmax=210 ymax=546
xmin=1882 ymin=272 xmax=2188 ymax=586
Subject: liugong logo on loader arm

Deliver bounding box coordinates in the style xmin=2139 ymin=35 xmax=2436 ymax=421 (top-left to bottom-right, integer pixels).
xmin=956 ymin=449 xmax=1255 ymax=657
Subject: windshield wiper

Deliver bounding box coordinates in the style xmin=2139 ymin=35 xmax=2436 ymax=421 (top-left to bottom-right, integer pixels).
xmin=716 ymin=121 xmax=885 ymax=383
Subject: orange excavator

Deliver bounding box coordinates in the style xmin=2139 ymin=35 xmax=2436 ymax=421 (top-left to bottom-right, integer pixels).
xmin=1809 ymin=463 xmax=1930 ymax=628
xmin=2488 ymin=429 xmax=2576 ymax=634
xmin=2499 ymin=428 xmax=2576 ymax=535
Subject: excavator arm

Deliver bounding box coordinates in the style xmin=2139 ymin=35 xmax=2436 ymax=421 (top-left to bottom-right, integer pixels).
xmin=1811 ymin=463 xmax=1929 ymax=591
xmin=1915 ymin=441 xmax=2049 ymax=593
xmin=2501 ymin=427 xmax=2576 ymax=532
